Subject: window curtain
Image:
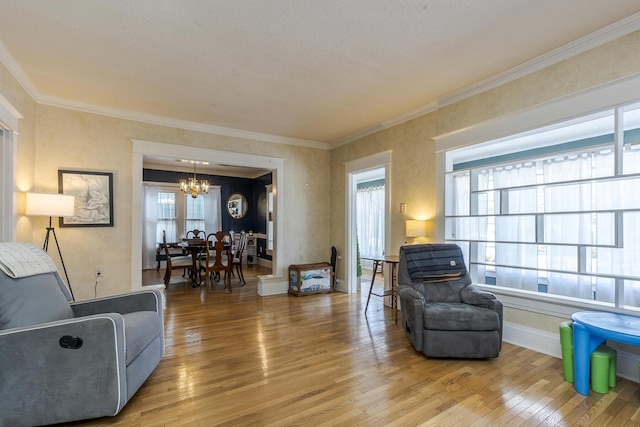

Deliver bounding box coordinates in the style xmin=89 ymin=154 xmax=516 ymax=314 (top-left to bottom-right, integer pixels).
xmin=544 ymin=150 xmax=616 ymax=301
xmin=142 ymin=184 xmax=159 ymax=270
xmin=491 ymin=163 xmax=538 ymax=290
xmin=356 ymin=185 xmax=385 ymax=259
xmin=204 ymin=186 xmax=222 ymax=235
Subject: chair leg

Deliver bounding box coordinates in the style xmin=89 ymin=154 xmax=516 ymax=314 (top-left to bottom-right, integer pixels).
xmin=163 ymin=268 xmax=170 ymax=287
xmin=237 ymin=263 xmax=245 ymax=284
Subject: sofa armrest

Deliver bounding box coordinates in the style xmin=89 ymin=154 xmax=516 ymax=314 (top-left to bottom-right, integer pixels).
xmin=70 ymin=289 xmax=162 ymax=317
xmin=397 ymin=285 xmax=426 ymax=351
xmin=0 ymin=314 xmax=127 ymax=426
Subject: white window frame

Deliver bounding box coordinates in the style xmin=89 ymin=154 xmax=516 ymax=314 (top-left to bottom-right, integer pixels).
xmin=434 ymin=72 xmax=640 ymax=318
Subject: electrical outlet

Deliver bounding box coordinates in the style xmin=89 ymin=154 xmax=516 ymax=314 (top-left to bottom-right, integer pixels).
xmin=96 ymin=267 xmax=104 ymax=279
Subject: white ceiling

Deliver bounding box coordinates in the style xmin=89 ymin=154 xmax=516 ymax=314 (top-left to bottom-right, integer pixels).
xmin=1 ymin=1 xmax=640 ymax=148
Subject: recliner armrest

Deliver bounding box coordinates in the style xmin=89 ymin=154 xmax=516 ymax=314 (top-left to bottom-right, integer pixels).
xmin=461 ymin=285 xmax=503 ymax=345
xmin=460 ymin=285 xmax=498 ymax=309
xmin=70 ymin=289 xmax=162 ymax=317
xmin=397 ymin=285 xmax=426 ymax=304
xmin=0 ymin=314 xmax=128 ymax=426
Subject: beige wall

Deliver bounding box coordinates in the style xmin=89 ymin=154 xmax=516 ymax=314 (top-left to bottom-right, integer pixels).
xmin=2 ymin=98 xmax=330 ymax=299
xmin=330 ymin=30 xmax=640 ymax=333
xmin=3 ymin=28 xmax=640 ymax=329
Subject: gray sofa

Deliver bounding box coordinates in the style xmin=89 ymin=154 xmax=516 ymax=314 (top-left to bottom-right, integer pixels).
xmin=397 ymin=243 xmax=502 ymax=359
xmin=0 ymin=246 xmax=164 ymax=427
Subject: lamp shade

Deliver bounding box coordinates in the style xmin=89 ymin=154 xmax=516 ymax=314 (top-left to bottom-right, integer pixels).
xmin=405 ymin=219 xmax=426 ymax=238
xmin=25 ymin=193 xmax=75 ymax=217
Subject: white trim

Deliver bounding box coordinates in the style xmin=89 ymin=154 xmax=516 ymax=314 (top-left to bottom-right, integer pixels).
xmin=39 ymin=95 xmax=327 ymax=150
xmin=0 ymin=94 xmax=21 ymax=243
xmin=0 ymin=93 xmax=23 ymax=131
xmin=434 ymin=72 xmax=640 ymax=151
xmin=438 ymin=12 xmax=640 ymax=108
xmin=257 ymin=274 xmax=288 ymax=296
xmin=332 ymin=13 xmax=640 ymax=148
xmin=0 ymin=40 xmax=39 ymax=100
xmin=344 ymin=150 xmax=392 ymax=294
xmin=331 ymin=101 xmax=439 ymax=148
xmin=131 ymin=140 xmax=285 ymax=291
xmin=2 ymin=15 xmax=639 ymax=149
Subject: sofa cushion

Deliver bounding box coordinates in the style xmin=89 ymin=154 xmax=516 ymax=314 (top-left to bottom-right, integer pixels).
xmin=0 ymin=270 xmax=74 ymax=330
xmin=423 ymin=302 xmax=500 ymax=331
xmin=122 ymin=311 xmax=162 ymax=365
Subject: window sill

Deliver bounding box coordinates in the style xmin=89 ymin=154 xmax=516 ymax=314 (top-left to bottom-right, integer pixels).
xmin=476 ymin=284 xmax=639 ymax=318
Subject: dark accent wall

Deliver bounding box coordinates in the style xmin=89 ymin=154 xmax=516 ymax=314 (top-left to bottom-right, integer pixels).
xmin=143 ymin=169 xmax=272 ymax=233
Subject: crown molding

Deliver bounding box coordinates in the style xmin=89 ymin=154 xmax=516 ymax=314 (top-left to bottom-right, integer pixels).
xmin=330 ymin=101 xmax=439 ymax=149
xmin=2 ymin=13 xmax=640 ymax=150
xmin=0 ymin=39 xmax=39 ymax=100
xmin=37 ymin=94 xmax=328 ymax=150
xmin=332 ymin=12 xmax=640 ymax=148
xmin=439 ymin=12 xmax=640 ymax=108
xmin=0 ymin=35 xmax=328 ymax=150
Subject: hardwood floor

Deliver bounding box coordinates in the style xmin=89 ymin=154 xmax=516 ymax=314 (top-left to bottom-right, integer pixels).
xmin=68 ymin=265 xmax=640 ymax=426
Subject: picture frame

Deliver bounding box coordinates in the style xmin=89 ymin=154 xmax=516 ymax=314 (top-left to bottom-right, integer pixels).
xmin=58 ymin=170 xmax=114 ymax=227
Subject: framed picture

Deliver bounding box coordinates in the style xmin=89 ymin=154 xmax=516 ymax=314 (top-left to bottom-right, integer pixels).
xmin=58 ymin=170 xmax=114 ymax=227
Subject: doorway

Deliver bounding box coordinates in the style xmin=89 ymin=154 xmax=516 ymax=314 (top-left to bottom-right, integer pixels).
xmin=130 ymin=140 xmax=284 ymax=292
xmin=345 ymin=151 xmax=391 ymax=294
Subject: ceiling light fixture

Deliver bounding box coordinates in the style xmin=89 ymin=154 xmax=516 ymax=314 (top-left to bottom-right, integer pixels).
xmin=179 ymin=161 xmax=210 ymax=198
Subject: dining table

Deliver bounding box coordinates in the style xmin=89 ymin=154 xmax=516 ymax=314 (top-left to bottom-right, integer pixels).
xmin=180 ymin=239 xmax=206 ymax=286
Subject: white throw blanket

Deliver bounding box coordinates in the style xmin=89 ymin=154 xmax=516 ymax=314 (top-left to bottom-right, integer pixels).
xmin=0 ymin=242 xmax=58 ymax=278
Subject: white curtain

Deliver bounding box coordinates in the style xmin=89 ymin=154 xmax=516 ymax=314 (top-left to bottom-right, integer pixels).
xmin=142 ymin=184 xmax=159 ymax=270
xmin=356 ymin=185 xmax=385 ymax=259
xmin=492 ymin=163 xmax=539 ymax=290
xmin=544 ymin=151 xmax=615 ymax=301
xmin=204 ymin=186 xmax=222 ymax=235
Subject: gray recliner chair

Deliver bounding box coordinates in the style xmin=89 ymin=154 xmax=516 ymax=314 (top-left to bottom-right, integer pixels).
xmin=0 ymin=243 xmax=164 ymax=427
xmin=397 ymin=243 xmax=502 ymax=359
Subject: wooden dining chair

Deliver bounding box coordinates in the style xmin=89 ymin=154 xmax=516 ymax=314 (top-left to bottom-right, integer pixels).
xmin=162 ymin=230 xmax=192 ymax=286
xmin=231 ymin=231 xmax=247 ymax=285
xmin=199 ymin=231 xmax=233 ymax=292
xmin=186 ymin=229 xmax=205 ymax=241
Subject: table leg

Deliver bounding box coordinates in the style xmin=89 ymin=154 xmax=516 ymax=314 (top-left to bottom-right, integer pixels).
xmin=390 ymin=262 xmax=397 ymax=325
xmin=573 ymin=321 xmax=605 ymax=395
xmin=365 ymin=260 xmax=380 ymax=314
xmin=189 ymin=251 xmax=201 ymax=286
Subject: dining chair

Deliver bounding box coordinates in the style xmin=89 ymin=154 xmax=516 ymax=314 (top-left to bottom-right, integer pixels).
xmin=162 ymin=230 xmax=193 ymax=286
xmin=231 ymin=231 xmax=247 ymax=285
xmin=186 ymin=229 xmax=205 ymax=240
xmin=199 ymin=231 xmax=233 ymax=292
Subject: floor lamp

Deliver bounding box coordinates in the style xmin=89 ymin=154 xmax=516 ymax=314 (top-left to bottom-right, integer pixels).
xmin=26 ymin=192 xmax=76 ymax=300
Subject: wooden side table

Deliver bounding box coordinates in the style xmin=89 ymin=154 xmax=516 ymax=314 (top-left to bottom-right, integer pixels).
xmin=363 ymin=255 xmax=399 ymax=324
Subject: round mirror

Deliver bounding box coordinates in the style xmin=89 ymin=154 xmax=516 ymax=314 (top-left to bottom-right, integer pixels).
xmin=227 ymin=193 xmax=248 ymax=219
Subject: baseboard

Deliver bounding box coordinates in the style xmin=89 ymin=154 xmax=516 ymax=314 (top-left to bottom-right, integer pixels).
xmin=334 ymin=279 xmax=348 ymax=293
xmin=504 ymin=321 xmax=640 ymax=383
xmin=257 ymin=274 xmax=288 ymax=296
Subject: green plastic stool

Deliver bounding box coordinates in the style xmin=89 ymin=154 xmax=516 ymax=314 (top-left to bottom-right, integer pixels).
xmin=559 ymin=320 xmax=617 ymax=393
xmin=559 ymin=321 xmax=574 ymax=382
xmin=591 ymin=343 xmax=617 ymax=394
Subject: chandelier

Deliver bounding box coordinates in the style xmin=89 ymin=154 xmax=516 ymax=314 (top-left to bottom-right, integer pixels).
xmin=179 ymin=161 xmax=210 ymax=198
